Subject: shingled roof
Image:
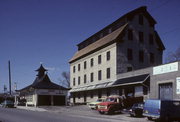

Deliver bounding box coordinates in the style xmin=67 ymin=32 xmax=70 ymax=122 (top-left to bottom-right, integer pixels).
xmin=19 ymin=74 xmax=68 ymax=91
xmin=69 ymin=23 xmax=128 ymax=63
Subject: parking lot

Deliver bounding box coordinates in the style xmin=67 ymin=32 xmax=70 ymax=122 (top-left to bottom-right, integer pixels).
xmin=40 ymin=105 xmax=150 ymax=122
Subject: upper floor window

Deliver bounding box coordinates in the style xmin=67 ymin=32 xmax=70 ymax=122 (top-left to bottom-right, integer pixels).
xmin=108 ymin=28 xmax=112 ymax=33
xmin=78 ymin=64 xmax=80 ymax=71
xmin=98 ymin=70 xmax=102 ymax=81
xmin=78 ymin=76 xmax=80 ymax=85
xmin=100 ymin=33 xmax=103 ymax=38
xmin=107 ymin=68 xmax=111 ymax=79
xmin=139 ymin=50 xmax=144 ymax=63
xmin=139 ymin=14 xmax=144 ymax=25
xmin=127 ymin=48 xmax=133 ymax=61
xmin=84 ymin=74 xmax=87 ymax=84
xmin=107 ymin=51 xmax=110 ymax=61
xmin=90 ymin=72 xmax=94 ymax=82
xmin=90 ymin=58 xmax=94 ymax=67
xmin=98 ymin=55 xmax=102 ymax=64
xmin=84 ymin=61 xmax=87 ymax=69
xmin=73 ymin=66 xmax=76 ymax=73
xmin=149 ymin=34 xmax=154 ymax=45
xmin=139 ymin=31 xmax=144 ymax=43
xmin=128 ymin=29 xmax=133 ymax=40
xmin=150 ymin=53 xmax=155 ymax=64
xmin=73 ymin=78 xmax=75 ymax=86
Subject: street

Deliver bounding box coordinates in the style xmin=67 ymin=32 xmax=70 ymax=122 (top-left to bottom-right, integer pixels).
xmin=0 ymin=107 xmax=109 ymax=122
xmin=0 ymin=106 xmax=149 ymax=122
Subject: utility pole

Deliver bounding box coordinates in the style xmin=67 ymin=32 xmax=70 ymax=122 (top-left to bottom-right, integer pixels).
xmin=8 ymin=60 xmax=12 ymax=95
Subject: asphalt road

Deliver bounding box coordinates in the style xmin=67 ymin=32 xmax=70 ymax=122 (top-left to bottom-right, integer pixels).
xmin=0 ymin=107 xmax=118 ymax=122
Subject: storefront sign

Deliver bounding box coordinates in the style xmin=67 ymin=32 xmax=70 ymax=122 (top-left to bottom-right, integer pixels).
xmin=177 ymin=77 xmax=180 ymax=94
xmin=153 ymin=62 xmax=178 ymax=75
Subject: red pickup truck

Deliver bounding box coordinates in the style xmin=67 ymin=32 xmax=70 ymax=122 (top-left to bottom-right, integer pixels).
xmin=97 ymin=95 xmax=124 ymax=114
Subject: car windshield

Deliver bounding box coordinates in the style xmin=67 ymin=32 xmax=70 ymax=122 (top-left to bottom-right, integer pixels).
xmin=106 ymin=97 xmax=115 ymax=102
xmin=97 ymin=99 xmax=103 ymax=102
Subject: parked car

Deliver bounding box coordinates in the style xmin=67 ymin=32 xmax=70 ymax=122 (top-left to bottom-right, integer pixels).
xmin=97 ymin=95 xmax=124 ymax=114
xmin=143 ymin=99 xmax=180 ymax=121
xmin=1 ymin=100 xmax=14 ymax=108
xmin=129 ymin=102 xmax=144 ymax=117
xmin=88 ymin=98 xmax=106 ymax=109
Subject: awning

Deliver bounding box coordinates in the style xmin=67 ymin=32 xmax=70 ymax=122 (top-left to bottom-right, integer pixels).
xmin=95 ymin=82 xmax=108 ymax=89
xmin=69 ymin=81 xmax=115 ymax=93
xmin=113 ymin=74 xmax=150 ymax=86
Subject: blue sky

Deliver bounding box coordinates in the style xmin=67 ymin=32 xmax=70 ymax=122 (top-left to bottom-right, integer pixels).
xmin=0 ymin=0 xmax=180 ymax=92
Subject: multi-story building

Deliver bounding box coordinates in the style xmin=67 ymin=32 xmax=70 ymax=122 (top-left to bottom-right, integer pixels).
xmin=69 ymin=6 xmax=165 ymax=104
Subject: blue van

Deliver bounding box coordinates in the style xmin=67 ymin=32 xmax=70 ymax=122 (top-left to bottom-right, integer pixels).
xmin=143 ymin=99 xmax=180 ymax=121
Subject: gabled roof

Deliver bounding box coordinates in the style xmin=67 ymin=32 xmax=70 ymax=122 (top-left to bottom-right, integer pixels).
xmin=77 ymin=6 xmax=156 ymax=47
xmin=69 ymin=23 xmax=128 ymax=63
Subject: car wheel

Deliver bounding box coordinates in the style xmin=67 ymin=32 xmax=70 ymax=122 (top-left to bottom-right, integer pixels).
xmin=108 ymin=108 xmax=114 ymax=115
xmin=99 ymin=111 xmax=105 ymax=114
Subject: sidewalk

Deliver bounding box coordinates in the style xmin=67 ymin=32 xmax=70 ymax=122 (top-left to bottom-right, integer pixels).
xmin=16 ymin=106 xmax=47 ymax=112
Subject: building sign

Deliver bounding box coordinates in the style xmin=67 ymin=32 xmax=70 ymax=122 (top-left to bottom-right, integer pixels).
xmin=153 ymin=62 xmax=178 ymax=75
xmin=177 ymin=77 xmax=180 ymax=94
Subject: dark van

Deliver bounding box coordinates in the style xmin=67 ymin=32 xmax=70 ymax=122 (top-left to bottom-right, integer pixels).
xmin=143 ymin=99 xmax=180 ymax=121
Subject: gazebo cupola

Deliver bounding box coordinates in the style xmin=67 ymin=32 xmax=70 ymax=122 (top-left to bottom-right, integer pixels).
xmin=35 ymin=64 xmax=47 ymax=78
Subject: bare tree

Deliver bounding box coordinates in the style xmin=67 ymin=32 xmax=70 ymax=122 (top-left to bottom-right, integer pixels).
xmin=59 ymin=71 xmax=70 ymax=88
xmin=165 ymin=47 xmax=180 ymax=63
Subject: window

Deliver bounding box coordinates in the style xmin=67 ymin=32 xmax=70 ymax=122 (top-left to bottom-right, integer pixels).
xmin=100 ymin=33 xmax=103 ymax=38
xmin=78 ymin=76 xmax=80 ymax=85
xmin=90 ymin=91 xmax=93 ymax=98
xmin=84 ymin=74 xmax=87 ymax=84
xmin=73 ymin=66 xmax=75 ymax=73
xmin=107 ymin=68 xmax=110 ymax=79
xmin=139 ymin=50 xmax=144 ymax=63
xmin=108 ymin=28 xmax=112 ymax=33
xmin=98 ymin=70 xmax=102 ymax=81
xmin=107 ymin=51 xmax=110 ymax=61
xmin=150 ymin=53 xmax=155 ymax=64
xmin=149 ymin=34 xmax=154 ymax=45
xmin=73 ymin=78 xmax=75 ymax=86
xmin=98 ymin=55 xmax=101 ymax=64
xmin=107 ymin=89 xmax=111 ymax=97
xmin=90 ymin=58 xmax=94 ymax=67
xmin=127 ymin=48 xmax=133 ymax=60
xmin=98 ymin=90 xmax=102 ymax=98
xmin=78 ymin=93 xmax=80 ymax=99
xmin=139 ymin=14 xmax=143 ymax=25
xmin=127 ymin=67 xmax=133 ymax=72
xmin=90 ymin=73 xmax=94 ymax=82
xmin=84 ymin=61 xmax=87 ymax=69
xmin=78 ymin=64 xmax=80 ymax=71
xmin=128 ymin=29 xmax=133 ymax=40
xmin=139 ymin=31 xmax=144 ymax=43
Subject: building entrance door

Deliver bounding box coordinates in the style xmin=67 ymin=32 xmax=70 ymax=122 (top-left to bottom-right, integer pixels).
xmin=159 ymin=83 xmax=173 ymax=100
